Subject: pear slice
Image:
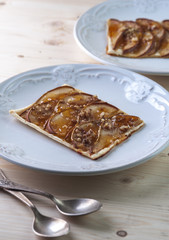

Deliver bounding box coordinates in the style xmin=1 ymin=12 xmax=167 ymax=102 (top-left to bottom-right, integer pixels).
xmin=136 ymin=18 xmax=165 ymax=41
xmin=122 ymin=21 xmax=143 ymax=54
xmin=123 ymin=31 xmax=154 ymax=58
xmin=151 ymin=30 xmax=169 ymax=58
xmin=107 ymin=19 xmax=142 ymax=56
xmin=92 ymin=114 xmax=144 ymax=155
xmin=162 ymin=20 xmax=169 ymax=31
xmin=107 ymin=19 xmax=126 ymax=51
xmin=78 ymin=102 xmax=119 ymax=123
xmin=27 ymin=100 xmax=56 ymax=127
xmin=35 ymin=85 xmax=76 ymax=104
xmin=136 ymin=18 xmax=165 ymax=56
xmin=47 ymin=108 xmax=79 ymax=138
xmin=56 ymin=92 xmax=98 ymax=112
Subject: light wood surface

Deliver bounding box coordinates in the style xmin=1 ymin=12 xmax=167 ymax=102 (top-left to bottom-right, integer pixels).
xmin=0 ymin=0 xmax=169 ymax=239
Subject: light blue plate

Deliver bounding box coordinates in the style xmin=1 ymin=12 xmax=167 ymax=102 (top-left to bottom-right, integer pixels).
xmin=0 ymin=64 xmax=169 ymax=175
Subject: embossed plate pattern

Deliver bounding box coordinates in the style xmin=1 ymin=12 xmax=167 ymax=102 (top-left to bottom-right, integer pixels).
xmin=74 ymin=0 xmax=169 ymax=75
xmin=0 ymin=64 xmax=169 ymax=175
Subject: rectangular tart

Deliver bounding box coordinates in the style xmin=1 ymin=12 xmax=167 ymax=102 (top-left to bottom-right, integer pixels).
xmin=107 ymin=18 xmax=169 ymax=58
xmin=10 ymin=85 xmax=144 ymax=160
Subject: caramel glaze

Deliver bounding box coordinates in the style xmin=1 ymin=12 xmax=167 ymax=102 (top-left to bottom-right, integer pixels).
xmin=20 ymin=85 xmax=77 ymax=128
xmin=19 ymin=86 xmax=143 ymax=155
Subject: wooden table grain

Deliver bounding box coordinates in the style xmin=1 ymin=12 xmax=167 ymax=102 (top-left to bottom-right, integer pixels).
xmin=0 ymin=0 xmax=169 ymax=239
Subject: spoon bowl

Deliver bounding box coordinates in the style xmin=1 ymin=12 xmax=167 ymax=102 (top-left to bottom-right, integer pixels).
xmin=55 ymin=198 xmax=102 ymax=216
xmin=33 ymin=210 xmax=69 ymax=237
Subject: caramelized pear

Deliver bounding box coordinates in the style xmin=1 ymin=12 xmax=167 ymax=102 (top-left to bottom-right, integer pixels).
xmin=136 ymin=19 xmax=165 ymax=40
xmin=124 ymin=31 xmax=154 ymax=58
xmin=78 ymin=102 xmax=119 ymax=123
xmin=56 ymin=93 xmax=98 ymax=112
xmin=28 ymin=100 xmax=56 ymax=127
xmin=162 ymin=20 xmax=169 ymax=31
xmin=93 ymin=114 xmax=143 ymax=154
xmin=47 ymin=108 xmax=79 ymax=138
xmin=151 ymin=30 xmax=169 ymax=57
xmin=122 ymin=21 xmax=143 ymax=54
xmin=107 ymin=19 xmax=126 ymax=51
xmin=136 ymin=18 xmax=165 ymax=56
xmin=36 ymin=85 xmax=76 ymax=104
xmin=107 ymin=19 xmax=142 ymax=55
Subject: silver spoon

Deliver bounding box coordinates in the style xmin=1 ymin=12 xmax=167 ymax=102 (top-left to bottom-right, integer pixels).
xmin=4 ymin=189 xmax=69 ymax=238
xmin=0 ymin=169 xmax=102 ymax=216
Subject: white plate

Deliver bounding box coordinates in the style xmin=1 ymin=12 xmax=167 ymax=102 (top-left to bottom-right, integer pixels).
xmin=74 ymin=0 xmax=169 ymax=75
xmin=0 ymin=64 xmax=169 ymax=175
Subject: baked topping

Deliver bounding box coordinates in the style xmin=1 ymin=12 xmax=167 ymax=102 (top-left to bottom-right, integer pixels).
xmin=136 ymin=18 xmax=165 ymax=42
xmin=78 ymin=102 xmax=119 ymax=123
xmin=71 ymin=122 xmax=100 ymax=152
xmin=56 ymin=93 xmax=98 ymax=112
xmin=11 ymin=85 xmax=144 ymax=160
xmin=37 ymin=85 xmax=76 ymax=104
xmin=47 ymin=108 xmax=79 ymax=138
xmin=20 ymin=85 xmax=77 ymax=127
xmin=28 ymin=101 xmax=56 ymax=127
xmin=124 ymin=31 xmax=154 ymax=58
xmin=136 ymin=18 xmax=165 ymax=56
xmin=107 ymin=19 xmax=142 ymax=55
xmin=162 ymin=20 xmax=169 ymax=31
xmin=107 ymin=19 xmax=126 ymax=50
xmin=107 ymin=18 xmax=169 ymax=58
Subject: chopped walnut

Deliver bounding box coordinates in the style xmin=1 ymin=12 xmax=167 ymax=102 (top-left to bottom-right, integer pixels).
xmin=79 ymin=109 xmax=92 ymax=122
xmin=30 ymin=101 xmax=56 ymax=122
xmin=102 ymin=119 xmax=114 ymax=130
xmin=72 ymin=124 xmax=98 ymax=148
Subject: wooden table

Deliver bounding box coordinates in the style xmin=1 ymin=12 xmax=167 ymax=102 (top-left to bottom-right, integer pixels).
xmin=0 ymin=0 xmax=169 ymax=239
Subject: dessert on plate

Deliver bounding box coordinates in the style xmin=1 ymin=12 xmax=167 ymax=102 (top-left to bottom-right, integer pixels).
xmin=107 ymin=18 xmax=169 ymax=58
xmin=10 ymin=85 xmax=144 ymax=159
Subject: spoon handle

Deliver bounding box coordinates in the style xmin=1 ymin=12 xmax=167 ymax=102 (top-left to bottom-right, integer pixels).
xmin=3 ymin=188 xmax=38 ymax=215
xmin=0 ymin=178 xmax=54 ymax=200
